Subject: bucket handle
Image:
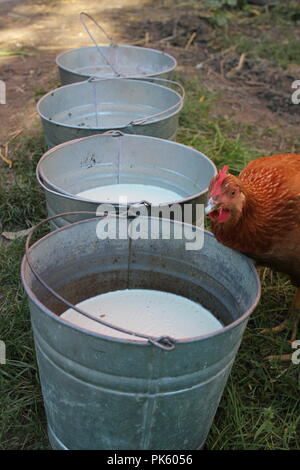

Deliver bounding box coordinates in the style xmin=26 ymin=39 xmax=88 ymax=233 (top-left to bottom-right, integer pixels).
xmin=25 ymin=212 xmax=176 ymax=351
xmin=86 ymin=76 xmax=185 ymax=126
xmin=130 ymin=77 xmax=185 ymax=125
xmin=80 ymin=12 xmax=121 ymax=77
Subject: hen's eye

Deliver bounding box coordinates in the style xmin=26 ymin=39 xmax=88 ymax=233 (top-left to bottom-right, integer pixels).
xmin=231 ymin=190 xmax=236 ymax=196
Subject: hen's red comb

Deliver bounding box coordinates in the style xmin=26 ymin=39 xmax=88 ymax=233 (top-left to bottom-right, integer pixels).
xmin=211 ymin=165 xmax=229 ymax=196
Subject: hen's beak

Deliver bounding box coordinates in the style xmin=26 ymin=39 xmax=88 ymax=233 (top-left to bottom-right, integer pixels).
xmin=205 ymin=197 xmax=218 ymax=215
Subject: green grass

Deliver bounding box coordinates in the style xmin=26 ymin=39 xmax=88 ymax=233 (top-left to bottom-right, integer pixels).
xmin=0 ymin=134 xmax=49 ymax=449
xmin=0 ymin=239 xmax=49 ymax=449
xmin=257 ymin=1 xmax=300 ymax=27
xmin=0 ymin=77 xmax=299 ymax=450
xmin=177 ymin=78 xmax=261 ymax=172
xmin=202 ymin=0 xmax=300 ymax=69
xmin=0 ymin=134 xmax=46 ymax=230
xmin=234 ymin=35 xmax=300 ymax=69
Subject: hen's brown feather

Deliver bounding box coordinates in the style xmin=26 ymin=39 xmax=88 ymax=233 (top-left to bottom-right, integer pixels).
xmin=210 ymin=154 xmax=300 ymax=286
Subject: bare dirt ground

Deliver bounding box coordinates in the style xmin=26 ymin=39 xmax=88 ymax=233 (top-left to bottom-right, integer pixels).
xmin=0 ymin=0 xmax=299 ymax=152
xmin=0 ymin=0 xmax=145 ymax=143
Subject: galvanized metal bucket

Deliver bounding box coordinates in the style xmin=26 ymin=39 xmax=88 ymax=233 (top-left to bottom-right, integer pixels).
xmin=36 ymin=131 xmax=217 ymax=229
xmin=37 ymin=77 xmax=184 ymax=148
xmin=57 ymin=46 xmax=177 ymax=85
xmin=56 ymin=13 xmax=177 ymax=85
xmin=21 ymin=214 xmax=260 ymax=450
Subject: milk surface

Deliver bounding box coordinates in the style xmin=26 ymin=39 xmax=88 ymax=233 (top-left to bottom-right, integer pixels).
xmin=76 ymin=183 xmax=182 ymax=204
xmin=61 ymin=289 xmax=223 ymax=341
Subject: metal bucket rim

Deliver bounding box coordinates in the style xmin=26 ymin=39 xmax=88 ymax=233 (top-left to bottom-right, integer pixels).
xmin=36 ymin=78 xmax=184 ymax=130
xmin=21 ymin=216 xmax=261 ymax=347
xmin=36 ymin=132 xmax=217 ymax=205
xmin=55 ymin=44 xmax=177 ymax=78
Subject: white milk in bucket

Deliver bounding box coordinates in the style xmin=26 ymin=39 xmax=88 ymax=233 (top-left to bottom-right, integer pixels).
xmin=76 ymin=184 xmax=183 ymax=204
xmin=60 ymin=289 xmax=223 ymax=340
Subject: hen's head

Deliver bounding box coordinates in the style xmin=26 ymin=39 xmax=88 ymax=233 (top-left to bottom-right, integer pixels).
xmin=205 ymin=165 xmax=245 ymax=224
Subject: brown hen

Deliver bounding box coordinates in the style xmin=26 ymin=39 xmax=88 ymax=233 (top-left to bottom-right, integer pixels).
xmin=205 ymin=153 xmax=300 ymax=359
